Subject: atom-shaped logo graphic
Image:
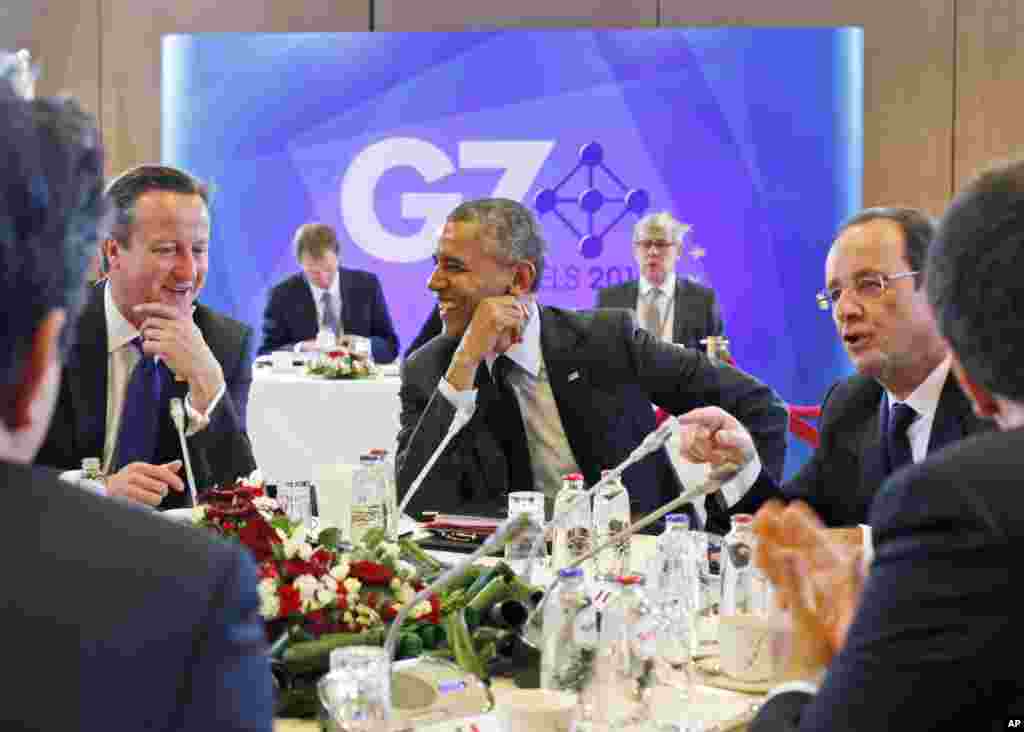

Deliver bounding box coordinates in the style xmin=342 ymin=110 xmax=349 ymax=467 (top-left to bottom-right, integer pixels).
xmin=534 ymin=142 xmax=649 ymax=259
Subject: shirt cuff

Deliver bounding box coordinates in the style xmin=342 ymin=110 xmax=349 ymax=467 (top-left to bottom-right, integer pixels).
xmin=184 ymin=382 xmax=226 ymax=436
xmin=860 ymin=523 xmax=874 ymax=572
xmin=59 ymin=469 xmax=107 ymax=497
xmin=438 ymin=376 xmax=478 ymax=418
xmin=765 ymin=678 xmax=821 ymax=701
xmin=719 ymin=453 xmax=762 ymax=508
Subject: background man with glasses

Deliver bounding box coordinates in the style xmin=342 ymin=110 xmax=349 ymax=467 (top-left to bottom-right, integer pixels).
xmin=596 ymin=211 xmax=725 ymax=349
xmin=677 ymin=207 xmax=987 ymax=554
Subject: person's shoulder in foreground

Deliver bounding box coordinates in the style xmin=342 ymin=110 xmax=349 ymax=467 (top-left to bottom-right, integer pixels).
xmin=2 ymin=460 xmax=274 ymax=730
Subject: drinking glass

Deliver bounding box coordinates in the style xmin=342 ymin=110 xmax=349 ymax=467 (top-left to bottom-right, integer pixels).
xmin=692 ymin=531 xmax=722 ymax=653
xmin=277 ymin=480 xmax=315 ymax=531
xmin=506 ymin=491 xmax=546 ymax=582
xmin=318 ymin=646 xmax=392 ymax=732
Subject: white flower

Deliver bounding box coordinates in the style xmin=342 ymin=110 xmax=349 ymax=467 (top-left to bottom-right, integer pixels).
xmin=411 ymin=600 xmax=432 ymax=619
xmin=315 ymin=586 xmax=337 ymax=607
xmin=297 ymin=542 xmax=314 ymax=561
xmin=191 ymin=505 xmax=207 ymax=523
xmin=253 ymin=495 xmax=279 ymax=513
xmin=259 ymin=592 xmax=280 ymax=619
xmin=395 ymin=560 xmax=417 ymax=580
xmin=398 ymin=583 xmax=416 ymax=605
xmin=294 ymin=574 xmax=320 ymax=609
xmin=330 ymin=561 xmax=350 ymax=582
xmin=343 ymin=577 xmax=362 ymax=595
xmin=320 ymin=575 xmax=339 ymax=592
xmin=258 ymin=578 xmax=278 ymax=599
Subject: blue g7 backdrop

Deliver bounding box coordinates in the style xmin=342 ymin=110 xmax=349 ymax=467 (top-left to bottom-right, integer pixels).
xmin=164 ymin=29 xmax=862 ymax=468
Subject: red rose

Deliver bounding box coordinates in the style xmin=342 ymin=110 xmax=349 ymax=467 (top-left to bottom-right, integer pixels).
xmin=335 ymin=594 xmax=348 ymax=611
xmin=305 ymin=609 xmax=329 ymax=637
xmin=381 ymin=603 xmax=398 ymax=622
xmin=237 ymin=516 xmax=281 ymax=562
xmin=365 ymin=592 xmax=379 ymax=609
xmin=278 ymin=585 xmax=301 ymax=617
xmin=427 ymin=593 xmax=441 ymax=625
xmin=257 ymin=562 xmax=278 ymax=580
xmin=283 ymin=559 xmax=316 ymax=578
xmin=349 ymin=560 xmax=394 ymax=585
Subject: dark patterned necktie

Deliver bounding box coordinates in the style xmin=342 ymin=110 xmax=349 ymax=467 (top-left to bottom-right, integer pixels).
xmin=886 ymin=401 xmax=918 ymax=473
xmin=112 ymin=337 xmax=169 ymax=470
xmin=485 ymin=355 xmax=535 ymax=493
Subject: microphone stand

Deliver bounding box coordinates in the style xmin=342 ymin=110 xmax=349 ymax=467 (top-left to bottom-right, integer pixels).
xmin=169 ymin=398 xmax=198 ymax=507
xmin=396 ymin=408 xmax=473 ymax=519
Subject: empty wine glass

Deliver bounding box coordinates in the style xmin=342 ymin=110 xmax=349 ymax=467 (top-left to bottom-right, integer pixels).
xmin=318 ymin=646 xmax=391 ymax=732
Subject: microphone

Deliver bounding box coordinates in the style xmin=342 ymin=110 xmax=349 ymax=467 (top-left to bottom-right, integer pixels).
xmin=169 ymin=398 xmax=198 ymax=507
xmin=396 ymin=407 xmax=473 ymax=518
xmin=525 ymin=460 xmax=741 ymax=639
xmin=383 ymin=513 xmax=532 ymax=662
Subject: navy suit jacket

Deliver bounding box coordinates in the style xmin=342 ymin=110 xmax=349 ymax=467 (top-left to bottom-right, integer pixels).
xmin=396 ymin=306 xmax=788 ymax=534
xmin=2 ymin=460 xmax=273 ymax=730
xmin=749 ymin=371 xmax=987 ymax=526
xmin=36 ymin=283 xmax=257 ymax=507
xmin=595 ymin=276 xmax=724 ymax=348
xmin=258 ymin=268 xmax=399 ymax=363
xmin=751 ymin=427 xmax=1024 ymax=732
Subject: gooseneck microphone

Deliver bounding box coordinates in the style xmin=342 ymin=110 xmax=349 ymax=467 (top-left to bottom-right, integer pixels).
xmin=169 ymin=397 xmax=198 ymax=507
xmin=396 ymin=407 xmax=473 ymax=518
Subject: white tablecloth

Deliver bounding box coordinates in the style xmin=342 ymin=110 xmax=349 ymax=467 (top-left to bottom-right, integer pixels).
xmin=248 ymin=368 xmax=402 ymax=485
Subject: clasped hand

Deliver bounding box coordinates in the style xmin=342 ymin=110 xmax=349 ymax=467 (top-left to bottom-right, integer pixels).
xmin=134 ymin=302 xmax=224 ymax=413
xmin=676 ymin=406 xmax=759 ymax=468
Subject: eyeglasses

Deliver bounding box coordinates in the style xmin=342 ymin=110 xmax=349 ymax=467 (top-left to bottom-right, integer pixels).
xmin=634 ymin=239 xmax=677 ymax=251
xmin=816 ymin=270 xmax=919 ymax=311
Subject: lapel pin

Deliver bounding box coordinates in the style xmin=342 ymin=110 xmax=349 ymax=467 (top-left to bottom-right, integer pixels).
xmin=568 ymin=371 xmax=580 ymax=382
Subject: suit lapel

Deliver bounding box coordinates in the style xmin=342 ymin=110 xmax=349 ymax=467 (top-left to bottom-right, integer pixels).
xmin=538 ymin=308 xmax=595 ymax=482
xmin=337 ymin=268 xmax=352 ymax=332
xmin=294 ymin=275 xmax=319 ymax=334
xmin=672 ymin=276 xmax=688 ymax=343
xmin=67 ymin=284 xmax=110 ymax=460
xmin=928 ymin=371 xmax=980 ymax=452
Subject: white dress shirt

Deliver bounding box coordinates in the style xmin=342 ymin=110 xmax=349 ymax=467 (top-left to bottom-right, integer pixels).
xmin=101 ymin=283 xmax=223 ymax=472
xmin=636 ymin=274 xmax=676 ymax=342
xmin=438 ymin=300 xmax=580 ymax=499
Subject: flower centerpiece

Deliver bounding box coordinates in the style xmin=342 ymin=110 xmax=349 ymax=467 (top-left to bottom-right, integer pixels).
xmin=306 ymin=343 xmax=377 ymax=380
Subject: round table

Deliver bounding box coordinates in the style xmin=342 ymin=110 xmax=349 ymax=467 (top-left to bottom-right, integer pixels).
xmin=248 ymin=367 xmax=402 ymax=485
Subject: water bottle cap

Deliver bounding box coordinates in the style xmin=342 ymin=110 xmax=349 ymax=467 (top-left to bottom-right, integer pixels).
xmin=665 ymin=513 xmax=690 ymax=525
xmin=369 ymin=448 xmax=389 ymax=457
xmin=732 ymin=513 xmax=754 ymax=526
xmin=562 ymin=472 xmax=584 ymax=481
xmin=616 ymin=574 xmax=645 ymax=585
xmin=557 ymin=567 xmax=583 ymax=578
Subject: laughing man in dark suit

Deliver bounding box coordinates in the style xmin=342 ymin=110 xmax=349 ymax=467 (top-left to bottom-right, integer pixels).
xmin=36 ymin=165 xmax=257 ymax=508
xmin=595 ymin=211 xmax=724 ymax=349
xmin=746 ymin=159 xmax=1024 ymax=732
xmin=396 ymin=198 xmax=788 ymax=533
xmin=258 ymin=222 xmax=399 ymax=363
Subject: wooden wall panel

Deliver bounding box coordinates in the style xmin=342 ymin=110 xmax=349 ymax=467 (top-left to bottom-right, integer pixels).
xmin=375 ymin=0 xmax=656 ymax=31
xmin=661 ymin=1 xmax=957 ymax=217
xmin=99 ymin=0 xmax=370 ymax=176
xmin=954 ymin=0 xmax=1024 ymax=188
xmin=0 ymin=0 xmax=101 ymax=122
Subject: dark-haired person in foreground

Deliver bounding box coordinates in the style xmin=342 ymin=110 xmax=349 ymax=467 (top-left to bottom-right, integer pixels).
xmin=396 ymin=198 xmax=788 ymax=532
xmin=36 ymin=164 xmax=257 ymax=507
xmin=743 ymin=160 xmax=1024 ymax=730
xmin=679 ymin=207 xmax=987 ymax=555
xmin=0 ymin=70 xmax=271 ymax=730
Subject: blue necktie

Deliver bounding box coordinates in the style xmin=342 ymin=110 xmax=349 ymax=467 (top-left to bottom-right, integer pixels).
xmin=321 ymin=291 xmax=340 ymax=335
xmin=113 ymin=337 xmax=168 ymax=470
xmin=886 ymin=401 xmax=917 ymax=473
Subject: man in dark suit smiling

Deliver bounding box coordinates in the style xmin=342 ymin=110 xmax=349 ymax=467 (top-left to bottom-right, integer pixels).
xmin=396 ymin=198 xmax=787 ymax=532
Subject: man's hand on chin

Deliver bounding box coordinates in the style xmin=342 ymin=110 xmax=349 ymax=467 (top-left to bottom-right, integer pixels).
xmin=445 ymin=296 xmax=529 ymax=391
xmin=134 ymin=301 xmax=225 ymax=413
xmin=106 ymin=460 xmax=184 ymax=507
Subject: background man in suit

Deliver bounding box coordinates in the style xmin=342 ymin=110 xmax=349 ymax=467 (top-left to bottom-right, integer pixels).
xmin=259 ymin=222 xmax=400 ymax=363
xmin=36 ymin=165 xmax=257 ymax=508
xmin=747 ymin=159 xmax=1024 ymax=732
xmin=595 ymin=211 xmax=724 ymax=348
xmin=0 ymin=72 xmax=271 ymax=731
xmin=678 ymin=208 xmax=985 ymax=553
xmin=396 ymin=198 xmax=788 ymax=533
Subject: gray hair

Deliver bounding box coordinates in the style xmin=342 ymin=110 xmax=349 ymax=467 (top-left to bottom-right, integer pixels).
xmin=447 ymin=198 xmax=547 ymax=292
xmin=633 ymin=211 xmax=689 ymax=245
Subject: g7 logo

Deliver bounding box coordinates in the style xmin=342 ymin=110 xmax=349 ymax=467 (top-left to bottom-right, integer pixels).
xmin=340 ymin=138 xmax=554 ymax=263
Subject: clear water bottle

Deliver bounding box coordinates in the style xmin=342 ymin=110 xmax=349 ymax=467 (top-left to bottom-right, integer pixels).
xmin=350 ymin=454 xmax=385 ymax=543
xmin=368 ymin=448 xmax=397 ymax=540
xmin=552 ymin=473 xmax=593 ymax=579
xmin=505 ymin=491 xmax=546 ymax=582
xmin=541 ymin=567 xmax=597 ymax=691
xmin=593 ymin=575 xmax=656 ymax=728
xmin=720 ymin=513 xmax=772 ymax=617
xmin=592 ymin=470 xmax=631 ymax=577
xmin=652 ymin=514 xmax=699 ymax=666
